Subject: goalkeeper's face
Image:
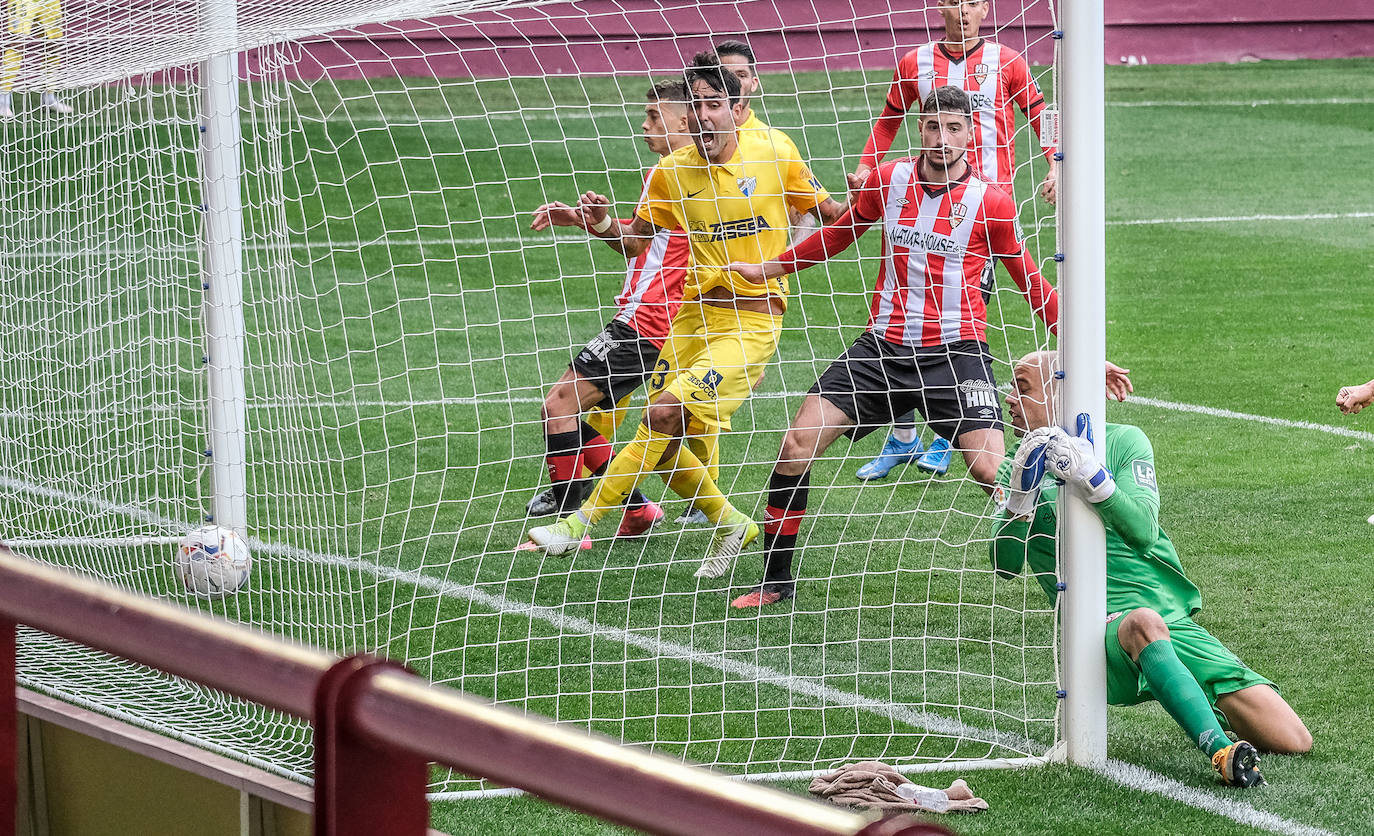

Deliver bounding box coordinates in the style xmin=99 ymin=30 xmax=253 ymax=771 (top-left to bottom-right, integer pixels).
xmin=1007 ymin=362 xmax=1054 ymax=436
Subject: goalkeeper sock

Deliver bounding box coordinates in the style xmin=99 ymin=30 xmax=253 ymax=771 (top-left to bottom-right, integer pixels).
xmin=544 ymin=430 xmax=583 ymax=504
xmin=763 ymin=470 xmax=810 ymax=584
xmin=657 ymin=444 xmax=730 ymax=522
xmin=1138 ymin=639 xmax=1230 ymax=756
xmin=581 ymin=424 xmax=672 ymax=526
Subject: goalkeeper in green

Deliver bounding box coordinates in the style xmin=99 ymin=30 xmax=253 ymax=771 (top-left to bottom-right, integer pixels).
xmin=994 ymin=351 xmax=1311 ymax=787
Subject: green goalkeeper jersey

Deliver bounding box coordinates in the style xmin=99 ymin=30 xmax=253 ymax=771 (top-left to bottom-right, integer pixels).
xmin=991 ymin=423 xmax=1202 ymax=622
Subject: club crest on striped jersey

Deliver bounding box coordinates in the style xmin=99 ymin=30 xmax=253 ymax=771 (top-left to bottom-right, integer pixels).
xmin=736 ymin=176 xmax=757 ymax=196
xmin=973 ymin=62 xmax=991 ymax=85
xmin=949 ymin=202 xmax=968 ymax=228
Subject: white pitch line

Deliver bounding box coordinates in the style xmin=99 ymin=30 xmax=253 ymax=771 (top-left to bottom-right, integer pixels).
xmin=0 ymin=474 xmax=1334 ymax=835
xmin=1101 ymin=760 xmax=1334 ymax=836
xmin=1129 ymin=396 xmax=1374 ymax=444
xmin=1108 ymin=97 xmax=1374 ymax=108
xmin=4 ymin=209 xmax=1370 ymax=262
xmin=1109 ymin=211 xmax=1374 ymax=226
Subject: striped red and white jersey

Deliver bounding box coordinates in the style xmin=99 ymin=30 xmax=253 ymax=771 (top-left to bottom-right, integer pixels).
xmin=617 ymin=171 xmax=690 ymax=346
xmin=856 ymin=159 xmax=1031 ymax=347
xmin=860 ymin=39 xmax=1050 ymax=194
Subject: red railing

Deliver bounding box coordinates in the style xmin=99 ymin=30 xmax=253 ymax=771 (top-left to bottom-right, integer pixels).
xmin=0 ymin=549 xmax=952 ymax=836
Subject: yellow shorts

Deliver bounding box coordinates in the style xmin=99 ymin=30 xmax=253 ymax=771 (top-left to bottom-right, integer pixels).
xmin=9 ymin=0 xmax=61 ymax=38
xmin=646 ymin=300 xmax=782 ymax=431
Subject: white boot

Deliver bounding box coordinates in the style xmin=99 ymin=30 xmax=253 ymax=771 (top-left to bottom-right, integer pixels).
xmin=41 ymin=92 xmax=72 ymax=115
xmin=0 ymin=93 xmax=14 ymax=119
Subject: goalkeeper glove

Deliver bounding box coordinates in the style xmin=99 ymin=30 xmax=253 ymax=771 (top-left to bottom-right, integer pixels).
xmin=1044 ymin=415 xmax=1115 ymax=503
xmin=1005 ymin=427 xmax=1055 ymax=518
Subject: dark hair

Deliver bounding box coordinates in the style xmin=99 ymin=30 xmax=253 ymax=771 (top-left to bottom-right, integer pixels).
xmin=683 ymin=50 xmax=743 ymax=105
xmin=648 ymin=78 xmax=689 ymax=104
xmin=714 ymin=39 xmax=756 ymax=71
xmin=921 ymin=85 xmax=973 ymax=123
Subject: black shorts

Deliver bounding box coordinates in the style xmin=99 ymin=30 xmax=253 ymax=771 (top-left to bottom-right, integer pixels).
xmin=809 ymin=333 xmax=1003 ymax=441
xmin=570 ymin=319 xmax=662 ymax=410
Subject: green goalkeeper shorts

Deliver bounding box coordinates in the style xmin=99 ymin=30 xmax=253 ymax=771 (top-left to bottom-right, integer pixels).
xmin=1105 ymin=611 xmax=1276 ymax=729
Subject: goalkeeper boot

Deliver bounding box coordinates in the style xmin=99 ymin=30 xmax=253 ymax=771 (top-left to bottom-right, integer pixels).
xmin=527 ymin=515 xmax=589 ymax=557
xmin=695 ymin=509 xmax=759 ymax=579
xmin=855 ymin=433 xmax=922 ymax=481
xmin=1211 ymin=740 xmax=1265 ymax=788
xmin=675 ymin=505 xmax=711 ymax=526
xmin=40 ymin=92 xmax=73 ymax=116
xmin=730 ymin=581 xmax=796 ymax=609
xmin=916 ymin=436 xmax=952 ymax=475
xmin=616 ymin=499 xmax=664 ymax=537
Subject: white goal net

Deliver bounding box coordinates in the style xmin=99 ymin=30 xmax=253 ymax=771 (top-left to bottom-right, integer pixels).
xmin=0 ymin=0 xmax=1075 ymax=791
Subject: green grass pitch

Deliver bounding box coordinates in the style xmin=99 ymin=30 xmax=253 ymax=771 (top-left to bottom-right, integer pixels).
xmin=1 ymin=55 xmax=1370 ymax=836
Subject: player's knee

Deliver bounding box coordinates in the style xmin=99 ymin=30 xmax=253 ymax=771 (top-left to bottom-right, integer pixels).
xmin=644 ymin=401 xmax=685 ymax=436
xmin=777 ymin=430 xmax=818 ymax=473
xmin=967 ymin=455 xmax=999 ymax=487
xmin=1118 ymin=608 xmax=1169 ymax=658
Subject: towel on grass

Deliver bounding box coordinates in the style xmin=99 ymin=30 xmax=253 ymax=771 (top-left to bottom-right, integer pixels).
xmin=808 ymin=761 xmax=988 ymax=814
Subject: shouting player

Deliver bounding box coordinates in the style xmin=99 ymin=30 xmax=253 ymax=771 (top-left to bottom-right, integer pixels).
xmin=525 ymin=52 xmax=847 ymax=575
xmin=726 ymin=86 xmax=1129 ymax=604
xmin=526 ymin=80 xmax=694 ymax=537
xmin=996 ymin=350 xmax=1311 ymax=786
xmin=851 ymin=0 xmax=1057 ymax=481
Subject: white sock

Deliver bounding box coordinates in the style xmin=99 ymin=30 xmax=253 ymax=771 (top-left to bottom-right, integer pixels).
xmin=0 ymin=92 xmax=10 ymax=107
xmin=891 ymin=427 xmax=918 ymax=445
xmin=41 ymin=92 xmax=57 ymax=105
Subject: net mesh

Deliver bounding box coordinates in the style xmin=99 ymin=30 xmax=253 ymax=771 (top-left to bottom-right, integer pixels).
xmin=1 ymin=0 xmax=1063 ymax=790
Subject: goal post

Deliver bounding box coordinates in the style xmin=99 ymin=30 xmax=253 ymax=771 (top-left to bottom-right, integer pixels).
xmin=0 ymin=0 xmax=1109 ymax=791
xmin=199 ymin=0 xmax=250 ymax=539
xmin=1057 ymin=0 xmax=1109 ymax=768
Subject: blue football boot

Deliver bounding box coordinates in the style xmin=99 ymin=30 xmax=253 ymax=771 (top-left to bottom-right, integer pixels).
xmin=856 ymin=434 xmax=923 ymax=481
xmin=916 ymin=436 xmax=953 ymax=475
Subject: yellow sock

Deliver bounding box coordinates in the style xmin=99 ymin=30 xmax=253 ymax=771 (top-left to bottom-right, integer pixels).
xmin=1 ymin=49 xmax=21 ymax=93
xmin=580 ymin=423 xmax=672 ymax=526
xmin=686 ymin=430 xmax=721 ymax=483
xmin=657 ymin=444 xmax=731 ymax=523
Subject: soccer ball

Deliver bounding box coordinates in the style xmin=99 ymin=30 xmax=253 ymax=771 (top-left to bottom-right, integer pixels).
xmin=176 ymin=525 xmax=252 ymax=597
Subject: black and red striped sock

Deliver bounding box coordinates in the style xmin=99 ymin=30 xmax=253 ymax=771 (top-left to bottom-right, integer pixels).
xmin=763 ymin=469 xmax=809 ymax=584
xmin=544 ymin=430 xmax=583 ymax=504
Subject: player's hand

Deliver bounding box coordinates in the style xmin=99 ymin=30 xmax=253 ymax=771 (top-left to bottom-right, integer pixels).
xmin=1337 ymin=381 xmax=1374 ymax=415
xmin=530 ymin=201 xmax=585 ymax=231
xmin=1005 ymin=426 xmax=1055 ymax=518
xmin=1105 ymin=361 xmax=1133 ymax=402
xmin=846 ymin=165 xmax=872 ymax=202
xmin=576 ymin=191 xmax=612 ymax=232
xmin=1044 ymin=418 xmax=1115 ymax=503
xmin=1038 ymin=162 xmax=1058 ymax=206
xmin=727 ymin=260 xmax=769 ymax=285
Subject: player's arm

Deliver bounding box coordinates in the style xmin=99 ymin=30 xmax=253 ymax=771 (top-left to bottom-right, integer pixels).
xmin=987 ymin=204 xmax=1060 ymax=334
xmin=529 ymin=192 xmax=659 ymax=258
xmin=1045 ymin=421 xmax=1161 ymax=555
xmin=731 ymin=167 xmax=884 ymax=284
xmin=853 ymin=61 xmax=919 ymax=193
xmin=1006 ymin=54 xmax=1059 ymax=205
xmin=988 ymin=433 xmax=1056 ymax=577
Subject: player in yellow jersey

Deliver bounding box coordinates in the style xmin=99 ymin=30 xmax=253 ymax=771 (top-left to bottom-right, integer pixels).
xmin=526 ymin=51 xmax=847 ymax=578
xmin=0 ymin=0 xmax=73 ymax=118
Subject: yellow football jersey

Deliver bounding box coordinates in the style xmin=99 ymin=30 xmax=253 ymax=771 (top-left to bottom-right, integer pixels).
xmin=636 ymin=127 xmax=828 ymax=304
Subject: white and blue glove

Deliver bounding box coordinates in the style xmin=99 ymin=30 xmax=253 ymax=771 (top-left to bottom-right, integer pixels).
xmin=1044 ymin=414 xmax=1115 ymax=503
xmin=1006 ymin=427 xmax=1055 ymax=518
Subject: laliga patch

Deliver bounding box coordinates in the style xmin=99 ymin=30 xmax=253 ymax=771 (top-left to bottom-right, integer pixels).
xmin=992 ymin=484 xmax=1008 ymax=513
xmin=736 ymin=176 xmax=757 ymax=197
xmin=1131 ymin=459 xmax=1158 ymax=492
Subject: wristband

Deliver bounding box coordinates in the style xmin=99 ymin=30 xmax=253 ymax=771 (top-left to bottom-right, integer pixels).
xmin=590 ymin=215 xmax=613 ymax=234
